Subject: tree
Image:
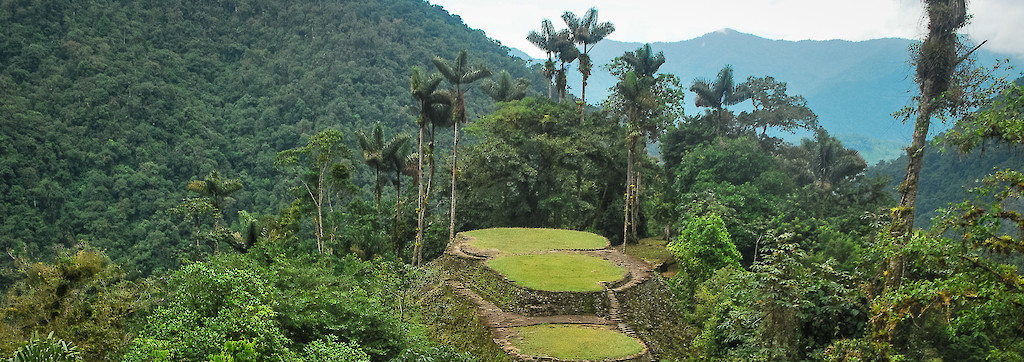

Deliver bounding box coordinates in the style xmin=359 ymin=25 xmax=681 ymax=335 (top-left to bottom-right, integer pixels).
xmin=690 ymin=65 xmax=752 ymax=137
xmin=606 ymin=44 xmax=683 ymax=244
xmin=562 ymin=7 xmax=614 ymax=121
xmin=186 ymin=171 xmax=243 ymax=221
xmin=668 ymin=213 xmax=742 ymax=300
xmin=739 ymin=76 xmax=818 ymax=139
xmin=274 ymin=130 xmax=353 ymax=254
xmin=481 ymin=70 xmax=529 ymax=102
xmin=549 ymin=30 xmax=580 ymax=102
xmin=409 ymin=66 xmax=449 ymax=266
xmin=526 ymin=19 xmax=559 ymax=99
xmin=800 ymin=128 xmax=867 ymax=193
xmin=431 ymin=50 xmax=490 ymax=244
xmin=881 ymin=0 xmax=969 ymax=343
xmin=357 ymin=122 xmax=412 ymax=211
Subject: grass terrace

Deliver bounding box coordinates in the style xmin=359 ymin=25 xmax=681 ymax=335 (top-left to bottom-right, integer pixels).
xmin=511 ymin=324 xmax=645 ymax=360
xmin=486 ymin=253 xmax=626 ymax=292
xmin=463 ymin=228 xmax=608 ymax=254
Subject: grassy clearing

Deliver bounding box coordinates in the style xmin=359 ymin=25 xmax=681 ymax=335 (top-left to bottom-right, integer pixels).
xmin=487 ymin=254 xmax=625 ymax=292
xmin=464 ymin=228 xmax=607 ymax=254
xmin=512 ymin=324 xmax=644 ymax=360
xmin=622 ymin=237 xmax=675 ymax=265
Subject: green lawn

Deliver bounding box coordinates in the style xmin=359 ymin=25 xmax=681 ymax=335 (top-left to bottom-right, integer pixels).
xmin=463 ymin=228 xmax=608 ymax=254
xmin=486 ymin=254 xmax=625 ymax=292
xmin=512 ymin=324 xmax=644 ymax=360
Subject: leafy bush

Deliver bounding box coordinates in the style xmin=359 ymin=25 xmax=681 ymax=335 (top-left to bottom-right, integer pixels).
xmin=9 ymin=332 xmax=82 ymax=362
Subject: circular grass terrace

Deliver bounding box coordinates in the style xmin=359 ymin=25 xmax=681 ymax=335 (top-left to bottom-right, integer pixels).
xmin=486 ymin=253 xmax=626 ymax=292
xmin=463 ymin=228 xmax=608 ymax=254
xmin=511 ymin=324 xmax=645 ymax=360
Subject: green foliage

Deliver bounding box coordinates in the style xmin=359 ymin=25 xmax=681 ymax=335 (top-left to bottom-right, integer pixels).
xmin=458 ymin=98 xmax=626 ymax=238
xmin=301 ymin=337 xmax=370 ymax=362
xmin=206 ymin=340 xmax=257 ymax=362
xmin=668 ymin=213 xmax=741 ymax=299
xmin=123 ymin=250 xmax=418 ymax=362
xmin=0 ymin=249 xmax=151 ymax=361
xmin=124 ymin=259 xmax=293 ymax=361
xmin=0 ymin=0 xmax=544 ymax=277
xmin=8 ymin=332 xmax=82 ymax=362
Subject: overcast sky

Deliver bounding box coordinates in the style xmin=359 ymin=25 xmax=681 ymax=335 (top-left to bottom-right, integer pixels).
xmin=429 ymin=0 xmax=1024 ymax=59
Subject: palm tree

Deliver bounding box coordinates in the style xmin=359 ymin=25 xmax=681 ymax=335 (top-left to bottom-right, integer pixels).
xmin=384 ymin=132 xmax=413 ymax=254
xmin=801 ymin=128 xmax=866 ymax=192
xmin=690 ymin=65 xmax=752 ymax=137
xmin=562 ymin=7 xmax=615 ymax=121
xmin=432 ymin=50 xmax=490 ymax=244
xmin=357 ymin=122 xmax=386 ymax=209
xmin=549 ymin=30 xmax=579 ymax=102
xmin=612 ymin=44 xmax=669 ymax=245
xmin=358 ymin=122 xmax=413 ymax=213
xmin=621 ymin=43 xmax=665 ymax=79
xmin=526 ymin=19 xmax=558 ymax=99
xmin=187 ymin=170 xmax=243 ymax=224
xmin=482 ymin=70 xmax=530 ymax=102
xmin=410 ymin=66 xmax=445 ymax=266
xmin=616 ymin=72 xmax=658 ymax=245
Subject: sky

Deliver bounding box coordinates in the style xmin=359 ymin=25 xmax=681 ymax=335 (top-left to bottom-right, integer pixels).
xmin=429 ymin=0 xmax=1024 ymax=60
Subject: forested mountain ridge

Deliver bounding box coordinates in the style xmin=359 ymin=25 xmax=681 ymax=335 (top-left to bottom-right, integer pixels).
xmin=551 ymin=29 xmax=1020 ymax=163
xmin=0 ymin=0 xmax=545 ymax=276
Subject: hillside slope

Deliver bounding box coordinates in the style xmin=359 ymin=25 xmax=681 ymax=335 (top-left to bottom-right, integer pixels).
xmin=0 ymin=0 xmax=544 ymax=275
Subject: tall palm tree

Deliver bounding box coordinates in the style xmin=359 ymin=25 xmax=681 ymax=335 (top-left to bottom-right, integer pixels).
xmin=482 ymin=70 xmax=530 ymax=102
xmin=616 ymin=72 xmax=658 ymax=245
xmin=690 ymin=65 xmax=752 ymax=136
xmin=563 ymin=7 xmax=615 ymax=121
xmin=549 ymin=30 xmax=579 ymax=102
xmin=612 ymin=44 xmax=668 ymax=245
xmin=431 ymin=50 xmax=491 ymax=244
xmin=384 ymin=132 xmax=413 ymax=254
xmin=527 ymin=19 xmax=558 ymax=99
xmin=410 ymin=66 xmax=445 ymax=266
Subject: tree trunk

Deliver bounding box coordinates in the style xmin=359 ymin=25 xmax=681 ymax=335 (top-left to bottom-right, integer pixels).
xmin=415 ymin=125 xmax=426 ymax=266
xmin=632 ymin=148 xmax=642 ymax=243
xmin=393 ymin=171 xmax=403 ymax=254
xmin=449 ymin=121 xmax=459 ymax=243
xmin=879 ymin=0 xmax=966 ymax=345
xmin=623 ymin=136 xmax=636 ymax=247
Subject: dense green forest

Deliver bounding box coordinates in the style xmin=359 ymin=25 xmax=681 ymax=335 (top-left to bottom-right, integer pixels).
xmin=0 ymin=0 xmax=546 ymax=278
xmin=3 ymin=0 xmax=1024 ymax=360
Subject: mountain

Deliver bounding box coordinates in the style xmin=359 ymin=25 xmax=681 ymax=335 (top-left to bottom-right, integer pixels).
xmin=540 ymin=29 xmax=1020 ymax=163
xmin=0 ymin=0 xmax=545 ymax=276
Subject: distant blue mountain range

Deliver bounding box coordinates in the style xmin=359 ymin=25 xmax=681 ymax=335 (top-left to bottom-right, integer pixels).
xmin=514 ymin=29 xmax=1021 ymax=163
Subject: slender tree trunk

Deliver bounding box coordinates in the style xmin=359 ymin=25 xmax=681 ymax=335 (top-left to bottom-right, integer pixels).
xmin=393 ymin=173 xmax=403 ymax=254
xmin=415 ymin=125 xmax=426 ymax=266
xmin=374 ymin=168 xmax=382 ymax=211
xmin=623 ymin=136 xmax=636 ymax=247
xmin=450 ymin=121 xmax=459 ymax=243
xmin=632 ymin=141 xmax=644 ymax=243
